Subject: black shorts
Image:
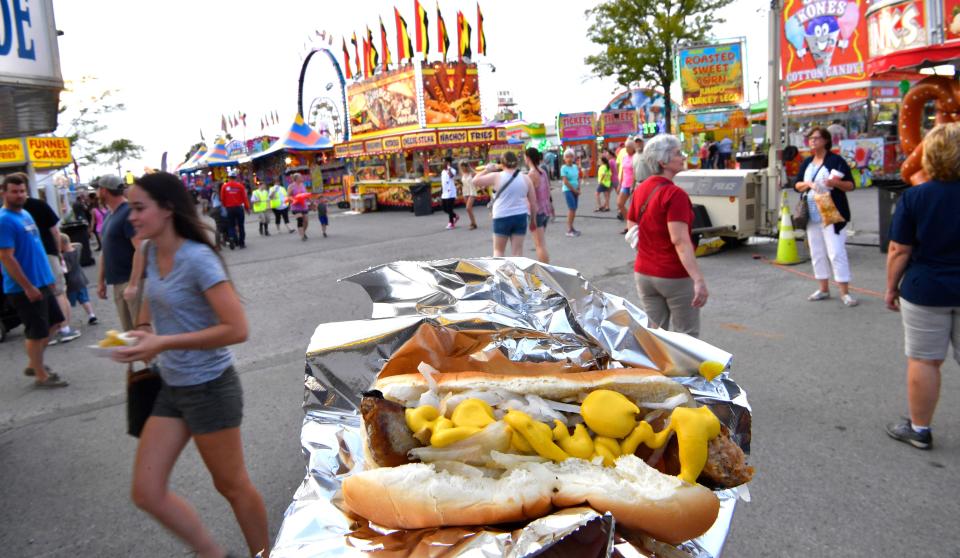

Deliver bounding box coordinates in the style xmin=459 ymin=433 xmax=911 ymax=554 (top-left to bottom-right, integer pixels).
xmin=151 ymin=366 xmax=243 ymax=435
xmin=8 ymin=286 xmax=64 ymax=340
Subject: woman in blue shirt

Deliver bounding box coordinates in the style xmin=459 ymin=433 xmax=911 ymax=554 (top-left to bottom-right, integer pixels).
xmin=885 ymin=123 xmax=960 ymax=450
xmin=560 ymin=148 xmax=582 ymax=237
xmin=113 ymin=172 xmax=269 ymax=558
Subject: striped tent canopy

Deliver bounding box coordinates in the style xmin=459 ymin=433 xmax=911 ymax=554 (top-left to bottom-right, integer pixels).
xmin=176 ymin=143 xmax=209 ymax=174
xmin=194 ymin=138 xmax=241 ymax=168
xmin=250 ymin=114 xmax=332 ymax=160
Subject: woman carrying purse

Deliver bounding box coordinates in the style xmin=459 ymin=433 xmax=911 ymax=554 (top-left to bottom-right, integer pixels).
xmin=793 ymin=126 xmax=858 ymax=307
xmin=112 ymin=172 xmax=268 ymax=558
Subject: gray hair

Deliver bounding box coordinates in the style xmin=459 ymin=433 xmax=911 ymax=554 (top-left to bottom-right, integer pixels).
xmin=624 ymin=138 xmax=637 ymax=151
xmin=634 ymin=134 xmax=682 ymax=182
xmin=563 ymin=148 xmax=576 ymax=159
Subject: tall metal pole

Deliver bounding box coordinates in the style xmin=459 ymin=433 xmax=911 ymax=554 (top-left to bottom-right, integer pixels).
xmin=765 ymin=0 xmax=783 ymax=232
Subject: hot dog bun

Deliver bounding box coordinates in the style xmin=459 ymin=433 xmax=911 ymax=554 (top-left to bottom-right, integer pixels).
xmin=343 ymin=454 xmax=719 ymax=544
xmin=375 ymin=368 xmax=692 ymax=408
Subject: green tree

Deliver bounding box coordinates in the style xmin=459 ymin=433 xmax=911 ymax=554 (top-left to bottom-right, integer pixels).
xmin=585 ymin=0 xmax=734 ymax=133
xmin=97 ymin=139 xmax=144 ymax=177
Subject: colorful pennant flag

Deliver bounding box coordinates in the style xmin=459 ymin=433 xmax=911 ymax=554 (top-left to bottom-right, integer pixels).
xmin=351 ymin=32 xmax=361 ymax=77
xmin=395 ymin=8 xmax=414 ymax=61
xmin=436 ymin=2 xmax=449 ymax=60
xmin=415 ymin=0 xmax=429 ymax=59
xmin=380 ymin=16 xmax=392 ymax=71
xmin=477 ymin=3 xmax=486 ymax=55
xmin=362 ymin=35 xmax=371 ymax=77
xmin=221 ymin=114 xmax=227 ymax=133
xmin=367 ymin=26 xmax=379 ymax=74
xmin=457 ymin=11 xmax=472 ymax=61
xmin=342 ymin=38 xmax=353 ymax=79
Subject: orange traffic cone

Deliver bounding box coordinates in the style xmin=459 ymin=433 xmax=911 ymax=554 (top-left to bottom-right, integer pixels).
xmin=774 ymin=198 xmax=802 ymax=265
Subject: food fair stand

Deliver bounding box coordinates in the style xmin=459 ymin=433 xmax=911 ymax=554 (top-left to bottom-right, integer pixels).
xmin=334 ymin=60 xmax=501 ymax=209
xmin=557 ymin=112 xmax=598 ymax=177
xmin=334 ymin=125 xmax=506 ymax=209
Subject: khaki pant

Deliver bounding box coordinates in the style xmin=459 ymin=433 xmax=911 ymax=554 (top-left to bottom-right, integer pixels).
xmin=633 ymin=272 xmax=700 ymax=337
xmin=112 ymin=282 xmax=135 ymax=331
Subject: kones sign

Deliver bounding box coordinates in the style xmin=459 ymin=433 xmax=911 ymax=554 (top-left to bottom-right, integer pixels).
xmin=0 ymin=0 xmax=64 ymax=137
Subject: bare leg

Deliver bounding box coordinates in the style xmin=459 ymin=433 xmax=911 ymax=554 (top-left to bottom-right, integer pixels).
xmin=81 ymin=301 xmax=96 ymax=318
xmin=603 ymin=189 xmax=612 ymax=210
xmin=465 ymin=196 xmax=476 ymax=227
xmin=567 ymin=209 xmax=576 ymax=232
xmin=818 ymin=279 xmax=830 ymax=294
xmin=837 ymin=282 xmax=850 ymax=297
xmin=906 ymin=358 xmax=942 ymax=427
xmin=195 ymin=427 xmax=270 ymax=557
xmin=533 ymin=228 xmax=549 ymax=263
xmin=510 ymin=235 xmax=524 ymax=257
xmin=25 ymin=337 xmax=51 ymax=382
xmin=493 ymin=235 xmax=508 ymax=257
xmin=57 ymin=293 xmax=71 ymax=329
xmin=616 ymin=191 xmax=629 ymax=219
xmin=131 ymin=417 xmax=224 ymax=558
xmin=594 ymin=190 xmax=601 ymax=210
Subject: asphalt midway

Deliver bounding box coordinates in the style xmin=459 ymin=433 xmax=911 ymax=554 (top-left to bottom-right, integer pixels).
xmin=1 ymin=188 xmax=956 ymax=556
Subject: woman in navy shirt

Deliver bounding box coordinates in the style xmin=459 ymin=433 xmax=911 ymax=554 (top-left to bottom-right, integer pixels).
xmin=885 ymin=123 xmax=960 ymax=450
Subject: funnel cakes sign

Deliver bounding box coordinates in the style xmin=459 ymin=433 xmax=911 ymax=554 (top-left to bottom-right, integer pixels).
xmin=782 ymin=0 xmax=867 ymax=89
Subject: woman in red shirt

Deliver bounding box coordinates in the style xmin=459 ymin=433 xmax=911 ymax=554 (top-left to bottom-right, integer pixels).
xmin=626 ymin=135 xmax=708 ymax=337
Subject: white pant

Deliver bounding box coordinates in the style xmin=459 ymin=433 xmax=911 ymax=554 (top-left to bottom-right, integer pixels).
xmin=806 ymin=223 xmax=850 ymax=283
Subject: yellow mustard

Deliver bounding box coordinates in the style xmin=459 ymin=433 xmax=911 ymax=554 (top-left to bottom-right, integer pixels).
xmin=699 ymin=360 xmax=726 ymax=381
xmin=450 ymin=399 xmax=496 ymax=428
xmin=511 ymin=431 xmax=534 ymax=453
xmin=619 ymin=406 xmax=721 ymax=484
xmin=593 ymin=436 xmax=622 ymax=466
xmin=405 ymin=399 xmax=494 ymax=447
xmin=503 ymin=410 xmax=569 ymax=462
xmin=580 ymin=390 xmax=640 ymax=438
xmin=552 ymin=421 xmax=594 ymax=459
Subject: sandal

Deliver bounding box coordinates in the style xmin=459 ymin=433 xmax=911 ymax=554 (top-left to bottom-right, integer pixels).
xmin=35 ymin=372 xmax=69 ymax=388
xmin=24 ymin=365 xmax=52 ymax=377
xmin=807 ymin=290 xmax=830 ymax=301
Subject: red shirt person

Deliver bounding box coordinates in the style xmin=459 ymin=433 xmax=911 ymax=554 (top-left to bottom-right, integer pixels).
xmin=219 ymin=174 xmax=250 ymax=249
xmin=626 ymin=135 xmax=708 ymax=337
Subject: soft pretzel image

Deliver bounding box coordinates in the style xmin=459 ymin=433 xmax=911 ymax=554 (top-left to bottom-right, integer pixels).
xmin=899 ymin=76 xmax=960 ymax=185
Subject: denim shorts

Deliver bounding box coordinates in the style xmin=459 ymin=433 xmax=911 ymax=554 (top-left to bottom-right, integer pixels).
xmin=151 ymin=366 xmax=243 ymax=435
xmin=535 ymin=213 xmax=549 ymax=228
xmin=492 ymin=213 xmax=527 ymax=237
xmin=564 ymin=190 xmax=579 ymax=210
xmin=67 ymin=287 xmax=90 ymax=306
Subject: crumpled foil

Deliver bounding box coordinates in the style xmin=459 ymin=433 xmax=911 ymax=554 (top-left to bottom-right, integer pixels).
xmin=273 ymin=258 xmax=752 ymax=558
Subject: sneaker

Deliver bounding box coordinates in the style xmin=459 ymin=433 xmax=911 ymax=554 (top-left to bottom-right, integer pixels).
xmin=322 ymin=231 xmax=327 ymax=238
xmin=807 ymin=290 xmax=830 ymax=301
xmin=50 ymin=328 xmax=81 ymax=345
xmin=886 ymin=418 xmax=932 ymax=449
xmin=565 ymin=229 xmax=581 ymax=237
xmin=88 ymin=316 xmax=98 ymax=325
xmin=842 ymin=294 xmax=858 ymax=307
xmin=446 ymin=223 xmax=455 ymax=230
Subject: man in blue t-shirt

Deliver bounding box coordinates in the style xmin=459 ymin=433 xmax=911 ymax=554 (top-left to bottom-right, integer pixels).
xmin=0 ymin=173 xmax=69 ymax=388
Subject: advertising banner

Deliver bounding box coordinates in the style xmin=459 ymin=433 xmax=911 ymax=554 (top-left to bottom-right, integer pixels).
xmin=944 ymin=0 xmax=960 ymax=41
xmin=558 ymin=112 xmax=596 ymax=140
xmin=781 ymin=0 xmax=867 ymax=90
xmin=25 ymin=136 xmax=71 ymax=167
xmin=678 ymin=41 xmax=744 ymax=110
xmin=839 ymin=137 xmax=884 ymax=188
xmin=598 ymin=109 xmax=638 ymax=137
xmin=421 ymin=61 xmax=482 ymax=127
xmin=603 ymin=89 xmax=669 ymax=137
xmin=0 ymin=138 xmax=26 ymax=165
xmin=679 ymin=110 xmax=749 ymax=134
xmin=867 ymin=0 xmax=928 ymax=57
xmin=348 ymin=68 xmax=419 ymax=137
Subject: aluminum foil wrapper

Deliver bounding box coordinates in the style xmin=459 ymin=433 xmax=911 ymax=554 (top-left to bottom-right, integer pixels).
xmin=273 ymin=258 xmax=752 ymax=557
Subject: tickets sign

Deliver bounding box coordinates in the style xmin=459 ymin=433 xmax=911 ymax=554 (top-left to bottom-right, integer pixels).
xmin=0 ymin=138 xmax=26 ymax=164
xmin=558 ymin=112 xmax=596 ymax=140
xmin=598 ymin=110 xmax=638 ymax=137
xmin=26 ymin=136 xmax=71 ymax=167
xmin=678 ymin=41 xmax=745 ymax=110
xmin=781 ymin=0 xmax=867 ymax=89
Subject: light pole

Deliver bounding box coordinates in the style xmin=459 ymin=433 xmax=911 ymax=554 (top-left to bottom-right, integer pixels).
xmin=754 ymin=77 xmax=762 ymax=103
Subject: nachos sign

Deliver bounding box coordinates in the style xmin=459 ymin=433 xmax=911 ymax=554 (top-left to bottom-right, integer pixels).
xmin=781 ymin=0 xmax=868 ymax=89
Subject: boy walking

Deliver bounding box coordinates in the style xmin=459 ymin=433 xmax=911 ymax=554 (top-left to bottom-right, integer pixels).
xmin=60 ymin=233 xmax=97 ymax=325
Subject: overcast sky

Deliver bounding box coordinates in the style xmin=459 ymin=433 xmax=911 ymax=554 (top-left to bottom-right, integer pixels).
xmin=51 ymin=0 xmax=767 ymax=175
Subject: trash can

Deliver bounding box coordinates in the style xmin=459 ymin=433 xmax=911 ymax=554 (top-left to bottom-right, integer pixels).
xmin=410 ymin=182 xmax=433 ymax=216
xmin=735 ymin=152 xmax=768 ymax=170
xmin=876 ymin=179 xmax=909 ymax=253
xmin=362 ymin=193 xmax=378 ymax=212
xmin=60 ymin=220 xmax=95 ymax=267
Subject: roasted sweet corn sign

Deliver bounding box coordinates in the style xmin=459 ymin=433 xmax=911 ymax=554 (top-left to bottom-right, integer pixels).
xmin=678 ymin=41 xmax=745 ymax=111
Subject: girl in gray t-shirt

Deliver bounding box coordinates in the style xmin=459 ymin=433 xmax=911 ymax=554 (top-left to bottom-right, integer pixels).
xmin=112 ymin=172 xmax=269 ymax=558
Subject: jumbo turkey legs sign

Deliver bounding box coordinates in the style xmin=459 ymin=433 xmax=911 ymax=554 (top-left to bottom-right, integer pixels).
xmin=781 ymin=0 xmax=867 ymax=89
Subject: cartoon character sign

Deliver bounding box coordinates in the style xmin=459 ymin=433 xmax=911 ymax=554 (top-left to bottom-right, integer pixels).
xmin=783 ymin=0 xmax=865 ymax=87
xmin=839 ymin=137 xmax=883 ymax=188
